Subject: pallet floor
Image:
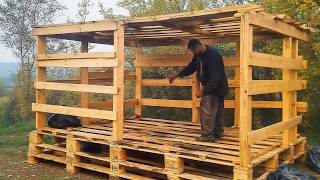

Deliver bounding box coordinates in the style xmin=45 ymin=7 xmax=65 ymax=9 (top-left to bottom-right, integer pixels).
xmin=28 ymin=118 xmax=306 ymax=179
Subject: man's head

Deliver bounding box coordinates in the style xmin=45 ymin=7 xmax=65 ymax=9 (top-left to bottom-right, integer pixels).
xmin=187 ymin=39 xmax=205 ymax=55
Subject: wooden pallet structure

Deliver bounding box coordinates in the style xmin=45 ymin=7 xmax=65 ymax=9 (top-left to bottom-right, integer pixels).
xmin=27 ymin=4 xmax=310 ymax=180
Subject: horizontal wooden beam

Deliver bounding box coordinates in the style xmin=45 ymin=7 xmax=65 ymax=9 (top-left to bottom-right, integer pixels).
xmin=34 ymin=82 xmax=118 ymax=94
xmin=37 ymin=52 xmax=115 ymax=60
xmin=37 ymin=59 xmax=117 ymax=68
xmin=141 ymin=98 xmax=192 ymax=108
xmin=32 ymin=103 xmax=116 ymax=120
xmin=249 ymin=52 xmax=307 ymax=70
xmin=194 ymin=99 xmax=307 ymax=112
xmin=89 ymin=99 xmax=138 ymax=110
xmin=249 ymin=12 xmax=308 ymax=41
xmin=33 ymin=21 xmax=117 ymax=36
xmin=247 ymin=80 xmax=306 ymax=95
xmin=248 ymin=116 xmax=302 ymax=145
xmin=142 ymin=79 xmax=193 ymax=87
xmin=137 ymin=54 xmax=239 ymax=67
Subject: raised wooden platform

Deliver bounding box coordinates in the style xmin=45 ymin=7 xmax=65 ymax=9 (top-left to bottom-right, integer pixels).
xmin=27 ymin=118 xmax=306 ymax=179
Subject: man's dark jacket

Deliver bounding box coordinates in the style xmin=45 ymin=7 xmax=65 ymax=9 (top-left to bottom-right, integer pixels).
xmin=178 ymin=46 xmax=229 ymax=96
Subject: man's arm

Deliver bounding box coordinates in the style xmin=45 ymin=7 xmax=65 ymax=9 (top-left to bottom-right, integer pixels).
xmin=169 ymin=56 xmax=197 ymax=83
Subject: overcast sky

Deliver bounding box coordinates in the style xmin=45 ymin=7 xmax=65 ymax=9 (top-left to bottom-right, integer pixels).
xmin=0 ymin=0 xmax=129 ymax=63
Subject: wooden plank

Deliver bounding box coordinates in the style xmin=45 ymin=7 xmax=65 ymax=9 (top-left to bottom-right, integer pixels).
xmin=142 ymin=79 xmax=193 ymax=87
xmin=249 ymin=52 xmax=307 ymax=70
xmin=36 ymin=36 xmax=47 ymax=129
xmin=248 ymin=116 xmax=302 ymax=145
xmin=249 ymin=11 xmax=308 ymax=41
xmin=239 ymin=12 xmax=253 ymax=167
xmin=32 ymin=103 xmax=116 ymax=120
xmin=247 ymin=80 xmax=306 ymax=95
xmin=32 ymin=20 xmax=117 ymax=36
xmin=88 ymin=99 xmax=138 ymax=110
xmin=234 ymin=42 xmax=240 ymax=127
xmin=113 ymin=22 xmax=125 ymax=140
xmin=37 ymin=59 xmax=118 ymax=68
xmin=192 ymin=74 xmax=200 ymax=123
xmin=80 ymin=41 xmax=89 ymax=126
xmin=37 ymin=52 xmax=115 ymax=60
xmin=141 ymin=98 xmax=192 ymax=108
xmin=137 ymin=54 xmax=239 ymax=67
xmin=34 ymin=82 xmax=117 ymax=94
xmin=195 ymin=100 xmax=235 ymax=109
xmin=135 ymin=45 xmax=142 ymax=117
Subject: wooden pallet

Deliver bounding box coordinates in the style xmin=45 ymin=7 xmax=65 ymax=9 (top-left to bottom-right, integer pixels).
xmin=27 ymin=128 xmax=68 ymax=165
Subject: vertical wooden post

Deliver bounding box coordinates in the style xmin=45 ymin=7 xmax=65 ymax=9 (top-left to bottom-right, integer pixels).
xmin=135 ymin=44 xmax=142 ymax=118
xmin=113 ymin=22 xmax=125 ymax=140
xmin=36 ymin=36 xmax=47 ymax=129
xmin=165 ymin=154 xmax=184 ymax=180
xmin=66 ymin=134 xmax=80 ymax=173
xmin=236 ymin=12 xmax=253 ymax=180
xmin=80 ymin=40 xmax=89 ymax=125
xmin=110 ymin=145 xmax=126 ymax=178
xmin=282 ymin=37 xmax=298 ymax=148
xmin=234 ymin=42 xmax=241 ymax=127
xmin=192 ymin=74 xmax=200 ymax=123
xmin=27 ymin=131 xmax=43 ymax=164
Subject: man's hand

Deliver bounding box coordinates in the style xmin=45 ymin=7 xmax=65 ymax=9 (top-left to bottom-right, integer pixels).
xmin=195 ymin=89 xmax=204 ymax=98
xmin=169 ymin=74 xmax=178 ymax=84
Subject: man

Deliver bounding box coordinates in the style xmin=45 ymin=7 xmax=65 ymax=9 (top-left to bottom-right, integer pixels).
xmin=169 ymin=39 xmax=229 ymax=142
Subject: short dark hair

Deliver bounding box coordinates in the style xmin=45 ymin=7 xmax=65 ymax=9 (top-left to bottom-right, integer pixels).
xmin=187 ymin=39 xmax=201 ymax=49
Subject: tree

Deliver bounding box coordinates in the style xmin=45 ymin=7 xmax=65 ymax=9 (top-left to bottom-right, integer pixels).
xmin=77 ymin=0 xmax=93 ymax=22
xmin=0 ymin=0 xmax=65 ymax=123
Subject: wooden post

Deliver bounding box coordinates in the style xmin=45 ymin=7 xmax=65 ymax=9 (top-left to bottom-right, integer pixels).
xmin=27 ymin=131 xmax=43 ymax=164
xmin=113 ymin=22 xmax=125 ymax=140
xmin=165 ymin=154 xmax=184 ymax=180
xmin=282 ymin=37 xmax=298 ymax=148
xmin=110 ymin=145 xmax=126 ymax=178
xmin=80 ymin=40 xmax=89 ymax=126
xmin=234 ymin=42 xmax=241 ymax=127
xmin=66 ymin=134 xmax=80 ymax=173
xmin=135 ymin=44 xmax=142 ymax=118
xmin=36 ymin=36 xmax=47 ymax=129
xmin=192 ymin=74 xmax=200 ymax=123
xmin=236 ymin=12 xmax=253 ymax=180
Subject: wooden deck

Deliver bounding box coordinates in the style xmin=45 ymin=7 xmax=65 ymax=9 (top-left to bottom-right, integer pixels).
xmin=28 ymin=118 xmax=306 ymax=179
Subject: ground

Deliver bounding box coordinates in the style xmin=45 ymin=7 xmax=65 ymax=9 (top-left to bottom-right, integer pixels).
xmin=0 ymin=122 xmax=319 ymax=180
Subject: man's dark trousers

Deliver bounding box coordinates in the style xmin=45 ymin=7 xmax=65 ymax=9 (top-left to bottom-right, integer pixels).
xmin=200 ymin=94 xmax=224 ymax=137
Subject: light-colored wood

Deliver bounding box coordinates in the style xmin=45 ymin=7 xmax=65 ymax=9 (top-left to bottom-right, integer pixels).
xmin=247 ymin=116 xmax=302 ymax=145
xmin=234 ymin=42 xmax=240 ymax=127
xmin=32 ymin=103 xmax=116 ymax=120
xmin=35 ymin=36 xmax=47 ymax=129
xmin=239 ymin=12 xmax=253 ymax=168
xmin=34 ymin=82 xmax=118 ymax=94
xmin=113 ymin=22 xmax=125 ymax=140
xmin=247 ymin=80 xmax=306 ymax=95
xmin=27 ymin=131 xmax=43 ymax=164
xmin=249 ymin=52 xmax=307 ymax=70
xmin=37 ymin=59 xmax=117 ymax=68
xmin=66 ymin=134 xmax=80 ymax=173
xmin=165 ymin=154 xmax=184 ymax=175
xmin=282 ymin=37 xmax=299 ymax=147
xmin=89 ymin=99 xmax=138 ymax=110
xmin=80 ymin=41 xmax=90 ymax=126
xmin=142 ymin=79 xmax=193 ymax=87
xmin=141 ymin=98 xmax=193 ymax=109
xmin=135 ymin=45 xmax=142 ymax=117
xmin=192 ymin=75 xmax=200 ymax=123
xmin=110 ymin=146 xmax=126 ymax=175
xmin=137 ymin=54 xmax=239 ymax=67
xmin=32 ymin=20 xmax=117 ymax=35
xmin=36 ymin=52 xmax=115 ymax=60
xmin=249 ymin=11 xmax=308 ymax=41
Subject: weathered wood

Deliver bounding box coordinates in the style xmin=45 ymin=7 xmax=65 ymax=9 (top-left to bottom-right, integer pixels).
xmin=249 ymin=11 xmax=308 ymax=41
xmin=141 ymin=98 xmax=193 ymax=109
xmin=37 ymin=59 xmax=117 ymax=68
xmin=247 ymin=80 xmax=306 ymax=95
xmin=33 ymin=20 xmax=117 ymax=36
xmin=36 ymin=52 xmax=115 ymax=60
xmin=113 ymin=22 xmax=125 ymax=140
xmin=34 ymin=82 xmax=118 ymax=94
xmin=239 ymin=12 xmax=253 ymax=168
xmin=32 ymin=103 xmax=116 ymax=120
xmin=249 ymin=52 xmax=307 ymax=70
xmin=247 ymin=116 xmax=302 ymax=145
xmin=35 ymin=36 xmax=47 ymax=129
xmin=142 ymin=79 xmax=193 ymax=87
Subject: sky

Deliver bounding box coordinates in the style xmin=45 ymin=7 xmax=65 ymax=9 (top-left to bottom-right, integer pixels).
xmin=0 ymin=0 xmax=129 ymax=63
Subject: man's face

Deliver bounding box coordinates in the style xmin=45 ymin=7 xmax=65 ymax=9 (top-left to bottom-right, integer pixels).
xmin=190 ymin=45 xmax=202 ymax=55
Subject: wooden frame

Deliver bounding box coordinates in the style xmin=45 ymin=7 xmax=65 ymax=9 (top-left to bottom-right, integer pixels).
xmin=29 ymin=4 xmax=310 ymax=180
